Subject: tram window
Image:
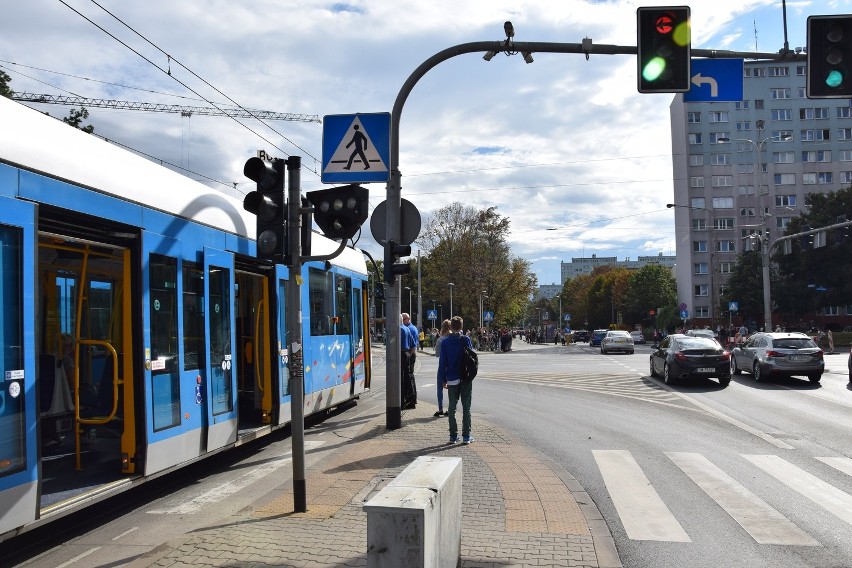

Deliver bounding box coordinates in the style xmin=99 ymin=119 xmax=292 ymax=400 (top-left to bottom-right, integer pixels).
xmin=88 ymin=281 xmax=113 ymax=339
xmin=0 ymin=225 xmax=25 ymax=477
xmin=182 ymin=262 xmax=205 ymax=371
xmin=308 ymin=268 xmax=333 ymax=336
xmin=335 ymin=275 xmax=351 ymax=335
xmin=149 ymin=254 xmax=180 ymax=431
xmin=278 ymin=279 xmax=290 ymax=396
xmin=208 ymin=266 xmax=233 ymax=415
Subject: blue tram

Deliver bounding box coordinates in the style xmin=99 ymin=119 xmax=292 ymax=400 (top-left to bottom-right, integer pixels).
xmin=0 ymin=96 xmax=371 ymax=541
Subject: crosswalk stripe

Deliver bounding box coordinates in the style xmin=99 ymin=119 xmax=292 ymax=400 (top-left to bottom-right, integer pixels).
xmin=745 ymin=454 xmax=852 ymax=528
xmin=593 ymin=449 xmax=691 ymax=542
xmin=816 ymin=456 xmax=852 ymax=477
xmin=666 ymin=452 xmax=818 ymax=545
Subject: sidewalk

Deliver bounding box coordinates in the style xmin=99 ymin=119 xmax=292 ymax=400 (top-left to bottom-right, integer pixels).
xmin=130 ymin=390 xmax=620 ymax=567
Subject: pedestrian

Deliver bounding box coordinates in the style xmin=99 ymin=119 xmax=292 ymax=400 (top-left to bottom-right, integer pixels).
xmin=433 ymin=319 xmax=451 ymax=417
xmin=828 ymin=329 xmax=835 ymax=354
xmin=438 ymin=316 xmax=475 ymax=444
xmin=400 ymin=313 xmax=418 ymax=409
xmin=418 ymin=327 xmax=425 ymax=351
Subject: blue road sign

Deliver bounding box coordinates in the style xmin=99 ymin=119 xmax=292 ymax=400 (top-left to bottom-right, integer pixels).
xmin=322 ymin=113 xmax=391 ymax=183
xmin=427 ymin=309 xmax=437 ymax=321
xmin=564 ymin=313 xmax=571 ymax=321
xmin=729 ymin=301 xmax=739 ymax=312
xmin=684 ymin=59 xmax=744 ymax=102
xmin=680 ymin=309 xmax=689 ymax=319
xmin=484 ymin=311 xmax=494 ymax=322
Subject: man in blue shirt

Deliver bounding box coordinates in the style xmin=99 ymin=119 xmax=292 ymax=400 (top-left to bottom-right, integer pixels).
xmin=400 ymin=313 xmax=418 ymax=409
xmin=437 ymin=316 xmax=475 ymax=444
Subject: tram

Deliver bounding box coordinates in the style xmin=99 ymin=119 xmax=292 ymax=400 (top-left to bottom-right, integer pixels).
xmin=0 ymin=96 xmax=371 ymax=542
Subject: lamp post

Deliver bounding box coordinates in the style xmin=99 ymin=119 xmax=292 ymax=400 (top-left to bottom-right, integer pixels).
xmin=556 ymin=294 xmax=562 ymax=329
xmin=403 ymin=286 xmax=412 ymax=316
xmin=479 ymin=290 xmax=488 ymax=329
xmin=448 ymin=282 xmax=454 ymax=319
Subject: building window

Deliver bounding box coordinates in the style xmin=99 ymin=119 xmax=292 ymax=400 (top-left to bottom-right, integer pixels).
xmin=796 ymin=65 xmax=806 ymax=76
xmin=801 ymin=129 xmax=830 ymax=141
xmin=841 ymin=171 xmax=852 ymax=184
xmin=768 ymin=66 xmax=789 ymax=77
xmin=737 ymin=164 xmax=755 ymax=174
xmin=712 ymin=197 xmax=734 ymax=208
xmin=736 ymin=121 xmax=751 ymax=131
xmin=774 ymin=173 xmax=796 ymax=185
xmin=819 ymin=172 xmax=833 ymax=184
xmin=771 ymin=109 xmax=792 ymax=121
xmin=689 ymin=133 xmax=703 ymax=145
xmin=695 ymin=306 xmax=710 ymax=318
xmin=755 ymin=99 xmax=765 ymax=109
xmin=773 ymin=151 xmax=795 ymax=164
xmin=710 ymin=153 xmax=732 ymax=165
xmin=694 ymin=263 xmax=708 ymax=274
xmin=839 ymin=128 xmax=852 ymax=141
xmin=753 ymin=68 xmax=767 ymax=78
xmin=689 ymin=154 xmax=704 ymax=166
xmin=803 ymin=173 xmax=816 ymax=185
xmin=709 ymin=111 xmax=729 ymax=123
xmin=800 ymin=107 xmax=829 ymax=120
xmin=838 ymin=107 xmax=852 ymax=119
xmin=710 ymin=132 xmax=730 ymax=144
xmin=714 ymin=218 xmax=735 ymax=230
xmin=712 ymin=176 xmax=733 ymax=187
xmin=691 ymin=197 xmax=705 ymax=209
xmin=740 ymin=207 xmax=756 ymax=217
xmin=718 ymin=262 xmax=733 ymax=274
xmin=738 ymin=185 xmax=756 ymax=196
xmin=771 ymin=130 xmax=794 ymax=143
xmin=716 ymin=240 xmax=736 ymax=252
xmin=820 ymin=306 xmax=841 ymax=316
xmin=692 ymin=218 xmax=707 ymax=230
xmin=735 ymin=100 xmax=750 ymax=110
xmin=840 ymin=150 xmax=852 ymax=161
xmin=801 ymin=150 xmax=831 ymax=162
xmin=770 ymin=88 xmax=791 ymax=99
xmin=687 ymin=112 xmax=701 ymax=123
xmin=694 ymin=284 xmax=709 ymax=296
xmin=775 ymin=195 xmax=796 ymax=207
xmin=690 ymin=176 xmax=705 ymax=188
xmin=798 ymin=87 xmax=807 ymax=98
xmin=693 ymin=241 xmax=707 ymax=252
xmin=776 ymin=216 xmax=792 ymax=229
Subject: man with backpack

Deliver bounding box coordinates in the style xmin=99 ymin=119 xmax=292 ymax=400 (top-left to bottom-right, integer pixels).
xmin=437 ymin=316 xmax=476 ymax=444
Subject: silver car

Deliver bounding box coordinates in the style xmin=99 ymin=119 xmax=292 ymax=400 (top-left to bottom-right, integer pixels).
xmin=730 ymin=332 xmax=824 ymax=382
xmin=601 ymin=330 xmax=635 ymax=354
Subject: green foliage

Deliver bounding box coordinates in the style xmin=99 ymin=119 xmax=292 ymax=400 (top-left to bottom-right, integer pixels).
xmin=624 ymin=264 xmax=677 ymax=326
xmin=62 ymin=106 xmax=95 ymax=134
xmin=719 ymin=250 xmax=765 ymax=322
xmin=0 ymin=70 xmax=13 ymax=98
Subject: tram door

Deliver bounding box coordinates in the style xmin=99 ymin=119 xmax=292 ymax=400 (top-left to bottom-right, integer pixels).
xmin=36 ymin=235 xmax=135 ymax=479
xmin=235 ymin=271 xmax=273 ymax=428
xmin=275 ymin=264 xmax=291 ymax=425
xmin=0 ymin=198 xmax=37 ymax=537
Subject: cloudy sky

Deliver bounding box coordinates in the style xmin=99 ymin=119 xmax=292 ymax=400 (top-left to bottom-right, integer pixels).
xmin=2 ymin=0 xmax=847 ymax=284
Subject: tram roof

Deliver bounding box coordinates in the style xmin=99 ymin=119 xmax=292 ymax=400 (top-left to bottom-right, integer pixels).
xmin=0 ymin=96 xmax=366 ymax=274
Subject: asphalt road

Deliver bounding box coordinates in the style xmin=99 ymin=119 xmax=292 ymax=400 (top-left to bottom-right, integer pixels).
xmin=414 ymin=340 xmax=852 ymax=568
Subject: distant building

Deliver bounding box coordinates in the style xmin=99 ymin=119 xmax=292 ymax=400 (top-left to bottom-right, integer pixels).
xmin=560 ymin=253 xmax=676 ymax=282
xmin=535 ymin=284 xmax=562 ymax=300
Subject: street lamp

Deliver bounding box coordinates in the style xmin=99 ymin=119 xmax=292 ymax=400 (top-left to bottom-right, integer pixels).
xmin=448 ymin=282 xmax=454 ymax=319
xmin=556 ymin=294 xmax=562 ymax=330
xmin=403 ymin=286 xmax=412 ymax=316
xmin=479 ymin=290 xmax=488 ymax=329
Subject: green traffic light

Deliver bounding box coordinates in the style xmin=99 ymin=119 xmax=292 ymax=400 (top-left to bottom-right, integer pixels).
xmin=642 ymin=57 xmax=667 ymax=82
xmin=826 ymin=69 xmax=845 ymax=88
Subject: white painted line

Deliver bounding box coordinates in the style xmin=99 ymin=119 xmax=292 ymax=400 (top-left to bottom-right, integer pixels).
xmin=55 ymin=547 xmax=101 ymax=568
xmin=816 ymin=456 xmax=852 ymax=477
xmin=147 ymin=441 xmax=325 ymax=514
xmin=112 ymin=526 xmax=139 ymax=541
xmin=667 ymin=452 xmax=818 ymax=546
xmin=745 ymin=454 xmax=852 ymax=527
xmin=593 ymin=449 xmax=690 ymax=542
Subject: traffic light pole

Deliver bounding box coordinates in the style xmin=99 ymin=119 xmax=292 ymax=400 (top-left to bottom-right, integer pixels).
xmin=285 ymin=156 xmax=307 ymax=513
xmin=383 ymin=38 xmax=806 ymax=430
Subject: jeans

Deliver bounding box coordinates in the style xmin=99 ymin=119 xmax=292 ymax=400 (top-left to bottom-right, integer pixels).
xmin=436 ymin=378 xmax=444 ymax=411
xmin=447 ymin=381 xmax=472 ymax=438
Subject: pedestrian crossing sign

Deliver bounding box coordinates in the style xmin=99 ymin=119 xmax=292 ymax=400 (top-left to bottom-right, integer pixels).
xmin=322 ymin=113 xmax=390 ymax=183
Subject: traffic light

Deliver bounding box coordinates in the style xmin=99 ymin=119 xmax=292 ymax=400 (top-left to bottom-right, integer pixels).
xmin=807 ymin=15 xmax=852 ymax=98
xmin=306 ymin=184 xmax=369 ymax=241
xmin=836 ymin=215 xmax=851 ymax=244
xmin=637 ymin=6 xmax=691 ymax=93
xmin=243 ymin=157 xmax=286 ymax=262
xmin=384 ymin=240 xmax=411 ymax=284
xmin=800 ymin=225 xmax=814 ymax=250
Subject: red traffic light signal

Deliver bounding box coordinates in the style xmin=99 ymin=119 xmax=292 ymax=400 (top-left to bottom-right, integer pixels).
xmin=637 ymin=6 xmax=691 ymax=93
xmin=243 ymin=157 xmax=286 ymax=262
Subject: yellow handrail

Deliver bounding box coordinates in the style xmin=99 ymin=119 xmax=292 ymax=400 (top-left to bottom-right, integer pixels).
xmin=73 ymin=340 xmax=120 ymax=470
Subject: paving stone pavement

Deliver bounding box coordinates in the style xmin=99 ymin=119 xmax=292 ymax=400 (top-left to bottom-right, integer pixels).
xmin=129 ymin=398 xmax=620 ymax=568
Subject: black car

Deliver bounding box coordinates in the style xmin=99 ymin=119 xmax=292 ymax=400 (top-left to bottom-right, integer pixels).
xmin=572 ymin=330 xmax=590 ymax=343
xmin=649 ymin=334 xmax=731 ymax=387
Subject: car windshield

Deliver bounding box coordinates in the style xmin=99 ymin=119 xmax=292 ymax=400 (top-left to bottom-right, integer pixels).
xmin=608 ymin=332 xmax=630 ymax=337
xmin=773 ymin=338 xmax=817 ymax=349
xmin=677 ymin=337 xmax=719 ymax=350
xmin=594 ymin=331 xmax=607 ymax=337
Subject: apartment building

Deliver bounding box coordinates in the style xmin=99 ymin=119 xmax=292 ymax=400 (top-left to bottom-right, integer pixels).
xmin=669 ymin=58 xmax=851 ymax=326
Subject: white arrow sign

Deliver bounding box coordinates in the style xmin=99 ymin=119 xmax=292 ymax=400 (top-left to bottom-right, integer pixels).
xmin=691 ymin=73 xmax=719 ymax=97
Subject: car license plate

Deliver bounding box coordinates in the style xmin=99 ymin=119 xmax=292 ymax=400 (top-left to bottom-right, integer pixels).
xmin=697 ymin=367 xmax=714 ymax=373
xmin=791 ymin=355 xmax=810 ymax=361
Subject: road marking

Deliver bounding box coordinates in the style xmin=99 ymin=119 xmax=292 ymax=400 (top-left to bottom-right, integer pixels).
xmin=55 ymin=547 xmax=101 ymax=568
xmin=147 ymin=441 xmax=325 ymax=514
xmin=816 ymin=456 xmax=852 ymax=477
xmin=112 ymin=526 xmax=139 ymax=541
xmin=666 ymin=452 xmax=818 ymax=545
xmin=593 ymin=449 xmax=690 ymax=542
xmin=745 ymin=454 xmax=852 ymax=527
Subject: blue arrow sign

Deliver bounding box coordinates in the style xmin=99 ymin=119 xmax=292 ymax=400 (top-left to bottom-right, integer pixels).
xmin=322 ymin=113 xmax=391 ymax=183
xmin=684 ymin=59 xmax=744 ymax=102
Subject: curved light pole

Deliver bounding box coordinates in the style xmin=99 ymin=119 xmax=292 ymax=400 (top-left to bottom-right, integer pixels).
xmin=556 ymin=294 xmax=562 ymax=330
xmin=403 ymin=286 xmax=412 ymax=315
xmin=479 ymin=290 xmax=488 ymax=329
xmin=448 ymin=282 xmax=455 ymax=319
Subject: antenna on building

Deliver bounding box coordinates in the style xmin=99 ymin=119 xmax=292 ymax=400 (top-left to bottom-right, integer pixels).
xmin=754 ymin=20 xmax=759 ymax=53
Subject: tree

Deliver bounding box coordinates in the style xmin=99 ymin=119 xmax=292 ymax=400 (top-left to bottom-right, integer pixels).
xmin=417 ymin=203 xmax=535 ymax=329
xmin=62 ymin=106 xmax=95 ymax=134
xmin=0 ymin=70 xmax=13 ymax=98
xmin=624 ymin=264 xmax=677 ymax=327
xmin=719 ymin=250 xmax=764 ymax=324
